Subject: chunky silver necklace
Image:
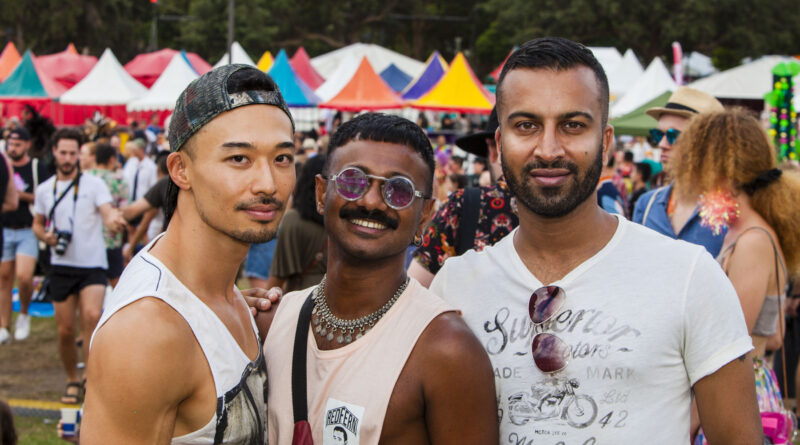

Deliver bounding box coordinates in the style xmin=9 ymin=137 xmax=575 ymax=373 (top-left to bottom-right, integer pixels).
xmin=311 ymin=275 xmax=409 ymax=344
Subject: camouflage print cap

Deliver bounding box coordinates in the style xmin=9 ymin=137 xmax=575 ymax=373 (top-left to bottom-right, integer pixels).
xmin=168 ymin=64 xmax=295 ymax=152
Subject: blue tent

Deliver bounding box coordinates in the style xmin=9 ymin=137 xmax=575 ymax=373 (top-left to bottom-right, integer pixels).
xmin=402 ymin=51 xmax=448 ymax=100
xmin=380 ymin=63 xmax=412 ymax=93
xmin=267 ymin=49 xmax=320 ymax=107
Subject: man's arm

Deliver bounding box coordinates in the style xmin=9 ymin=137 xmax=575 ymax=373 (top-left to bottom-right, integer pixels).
xmin=2 ymin=154 xmax=18 ymax=212
xmin=417 ymin=313 xmax=499 ymax=445
xmin=32 ymin=213 xmax=56 ymax=246
xmin=81 ymin=298 xmax=205 ymax=444
xmin=693 ymin=355 xmax=763 ymax=444
xmin=121 ymin=197 xmax=154 ymax=222
xmin=98 ymin=202 xmax=127 ymax=234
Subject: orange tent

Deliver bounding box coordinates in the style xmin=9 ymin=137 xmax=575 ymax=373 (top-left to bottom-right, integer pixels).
xmin=410 ymin=52 xmax=494 ymax=114
xmin=320 ymin=57 xmax=404 ymax=111
xmin=0 ymin=42 xmax=22 ymax=82
xmin=66 ymin=43 xmax=79 ymax=55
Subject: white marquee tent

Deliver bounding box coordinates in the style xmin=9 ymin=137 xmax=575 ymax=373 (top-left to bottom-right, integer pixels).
xmin=213 ymin=41 xmax=256 ymax=68
xmin=684 ymin=51 xmax=717 ymax=78
xmin=610 ymin=57 xmax=677 ymax=118
xmin=311 ymin=43 xmax=425 ymax=80
xmin=589 ymin=46 xmax=623 ymax=77
xmin=60 ymin=48 xmax=147 ymax=105
xmin=314 ymin=53 xmax=362 ymax=102
xmin=128 ymin=52 xmax=199 ymax=111
xmin=608 ymin=49 xmax=644 ymax=99
xmin=688 ymin=55 xmax=800 ymax=109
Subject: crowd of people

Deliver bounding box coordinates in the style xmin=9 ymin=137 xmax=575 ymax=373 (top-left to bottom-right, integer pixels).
xmin=0 ymin=36 xmax=799 ymax=445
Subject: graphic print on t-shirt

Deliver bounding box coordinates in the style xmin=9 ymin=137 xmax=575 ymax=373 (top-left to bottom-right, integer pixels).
xmin=323 ymin=398 xmax=364 ymax=445
xmin=213 ymin=348 xmax=269 ymax=444
xmin=486 ymin=302 xmax=641 ymax=444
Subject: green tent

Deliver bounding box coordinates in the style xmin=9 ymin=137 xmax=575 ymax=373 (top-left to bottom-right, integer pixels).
xmin=0 ymin=50 xmax=55 ymax=97
xmin=610 ymin=91 xmax=671 ymax=137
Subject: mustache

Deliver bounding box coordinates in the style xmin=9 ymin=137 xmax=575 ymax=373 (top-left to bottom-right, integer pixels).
xmin=234 ymin=196 xmax=285 ymax=211
xmin=522 ymin=159 xmax=579 ymax=175
xmin=339 ymin=206 xmax=399 ymax=230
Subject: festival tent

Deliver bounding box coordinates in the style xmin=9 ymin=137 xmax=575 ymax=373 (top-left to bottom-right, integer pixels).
xmin=610 ymin=57 xmax=677 ymax=118
xmin=213 ymin=41 xmax=256 ymax=68
xmin=683 ymin=51 xmax=716 ymax=78
xmin=290 ymin=47 xmax=325 ymax=89
xmin=380 ymin=63 xmax=413 ymax=92
xmin=589 ymin=46 xmax=623 ymax=76
xmin=125 ymin=48 xmax=211 ymax=88
xmin=315 ymin=53 xmax=361 ymax=102
xmin=489 ymin=48 xmax=515 ymax=82
xmin=610 ymin=91 xmax=670 ymax=137
xmin=608 ymin=49 xmax=644 ymax=100
xmin=257 ymin=50 xmax=274 ymax=72
xmin=311 ymin=43 xmax=424 ymax=80
xmin=410 ymin=52 xmax=495 ymax=114
xmin=128 ymin=52 xmax=199 ymax=111
xmin=0 ymin=50 xmax=86 ymax=124
xmin=688 ymin=56 xmax=800 ymax=109
xmin=36 ymin=44 xmax=98 ymax=90
xmin=319 ymin=56 xmax=404 ymax=111
xmin=267 ymin=49 xmax=319 ymax=107
xmin=0 ymin=42 xmax=22 ymax=81
xmin=401 ymin=51 xmax=448 ymax=100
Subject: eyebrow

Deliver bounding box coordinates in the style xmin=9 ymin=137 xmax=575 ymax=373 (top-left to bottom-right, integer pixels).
xmin=220 ymin=140 xmax=296 ymax=150
xmin=506 ymin=110 xmax=594 ymax=122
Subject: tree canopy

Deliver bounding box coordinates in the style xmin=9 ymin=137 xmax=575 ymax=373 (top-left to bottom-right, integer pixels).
xmin=0 ymin=0 xmax=796 ymax=77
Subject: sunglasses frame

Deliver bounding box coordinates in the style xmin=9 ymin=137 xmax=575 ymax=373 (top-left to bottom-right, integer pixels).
xmin=648 ymin=127 xmax=681 ymax=146
xmin=327 ymin=166 xmax=429 ymax=210
xmin=529 ymin=285 xmax=569 ymax=374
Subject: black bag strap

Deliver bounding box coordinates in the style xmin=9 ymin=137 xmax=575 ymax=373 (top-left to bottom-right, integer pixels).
xmin=456 ymin=186 xmax=481 ymax=256
xmin=48 ymin=173 xmax=81 ymax=224
xmin=292 ymin=292 xmax=315 ymax=423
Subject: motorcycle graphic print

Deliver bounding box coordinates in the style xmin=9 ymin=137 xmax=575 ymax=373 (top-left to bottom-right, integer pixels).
xmin=507 ymin=377 xmax=598 ymax=429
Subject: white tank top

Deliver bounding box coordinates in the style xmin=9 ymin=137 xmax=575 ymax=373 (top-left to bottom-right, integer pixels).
xmin=265 ymin=278 xmax=453 ymax=445
xmin=92 ymin=235 xmax=269 ymax=444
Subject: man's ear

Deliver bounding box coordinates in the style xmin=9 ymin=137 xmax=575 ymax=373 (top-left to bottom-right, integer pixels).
xmin=315 ymin=174 xmax=327 ymax=215
xmin=494 ymin=127 xmax=502 ymax=165
xmin=416 ymin=197 xmax=436 ymax=237
xmin=167 ymin=152 xmax=191 ymax=190
xmin=602 ymin=124 xmax=615 ymax=166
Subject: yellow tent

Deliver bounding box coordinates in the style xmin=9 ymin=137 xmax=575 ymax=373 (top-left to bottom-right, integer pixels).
xmin=410 ymin=52 xmax=494 ymax=114
xmin=257 ymin=51 xmax=274 ymax=73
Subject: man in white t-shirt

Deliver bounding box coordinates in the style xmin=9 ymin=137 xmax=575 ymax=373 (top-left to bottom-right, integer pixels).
xmin=430 ymin=37 xmax=762 ymax=444
xmin=32 ymin=128 xmax=126 ymax=405
xmin=122 ymin=137 xmax=157 ymax=203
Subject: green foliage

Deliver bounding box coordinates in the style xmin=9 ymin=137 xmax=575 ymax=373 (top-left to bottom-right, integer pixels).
xmin=0 ymin=0 xmax=796 ymax=77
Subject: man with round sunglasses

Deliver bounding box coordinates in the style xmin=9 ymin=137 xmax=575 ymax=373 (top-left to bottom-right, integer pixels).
xmin=260 ymin=113 xmax=498 ymax=444
xmin=631 ymin=86 xmax=727 ymax=257
xmin=430 ymin=38 xmax=761 ymax=444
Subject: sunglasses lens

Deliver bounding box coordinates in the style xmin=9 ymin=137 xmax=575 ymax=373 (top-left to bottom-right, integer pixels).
xmin=648 ymin=128 xmax=664 ymax=146
xmin=336 ymin=168 xmax=367 ymax=200
xmin=665 ymin=128 xmax=680 ymax=145
xmin=529 ymin=286 xmax=566 ymax=324
xmin=531 ymin=333 xmax=569 ymax=373
xmin=383 ymin=177 xmax=415 ymax=208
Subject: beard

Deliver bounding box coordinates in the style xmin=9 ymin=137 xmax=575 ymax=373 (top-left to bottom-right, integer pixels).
xmin=57 ymin=162 xmax=77 ymax=176
xmin=502 ymin=142 xmax=603 ymax=218
xmin=7 ymin=151 xmax=24 ymax=162
xmin=197 ymin=195 xmax=284 ymax=244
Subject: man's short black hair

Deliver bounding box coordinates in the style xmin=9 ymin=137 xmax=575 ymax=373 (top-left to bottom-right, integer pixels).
xmin=294 ymin=154 xmax=326 ymax=225
xmin=95 ymin=144 xmax=116 ymax=165
xmin=623 ymin=151 xmax=634 ymax=163
xmin=325 ymin=113 xmax=435 ymax=193
xmin=155 ymin=151 xmax=169 ymax=176
xmin=50 ymin=127 xmax=84 ymax=149
xmin=333 ymin=426 xmax=347 ymax=440
xmin=497 ymin=37 xmax=610 ymax=127
xmin=635 ymin=162 xmax=652 ymax=183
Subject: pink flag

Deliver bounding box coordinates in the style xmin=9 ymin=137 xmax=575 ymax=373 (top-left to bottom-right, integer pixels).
xmin=672 ymin=42 xmax=684 ymax=85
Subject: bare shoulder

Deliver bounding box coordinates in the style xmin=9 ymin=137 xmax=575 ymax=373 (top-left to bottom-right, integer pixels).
xmin=416 ymin=311 xmax=488 ymax=361
xmin=727 ymin=227 xmax=778 ymax=268
xmin=89 ymin=297 xmax=203 ymax=400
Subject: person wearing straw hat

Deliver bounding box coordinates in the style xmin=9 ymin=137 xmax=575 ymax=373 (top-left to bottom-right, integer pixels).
xmin=631 ymin=86 xmax=726 ymax=256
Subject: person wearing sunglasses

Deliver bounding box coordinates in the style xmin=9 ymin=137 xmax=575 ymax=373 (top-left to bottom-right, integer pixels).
xmin=631 ymin=87 xmax=728 ymax=258
xmin=430 ymin=37 xmax=761 ymax=444
xmin=261 ymin=113 xmax=498 ymax=445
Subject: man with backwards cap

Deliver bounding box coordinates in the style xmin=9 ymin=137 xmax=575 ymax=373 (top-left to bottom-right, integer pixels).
xmin=82 ymin=65 xmax=295 ymax=444
xmin=632 ymin=86 xmax=726 ymax=257
xmin=408 ymin=106 xmax=519 ymax=288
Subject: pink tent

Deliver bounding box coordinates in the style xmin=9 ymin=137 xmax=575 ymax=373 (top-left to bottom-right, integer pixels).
xmin=36 ymin=44 xmax=98 ymax=89
xmin=124 ymin=49 xmax=211 ymax=88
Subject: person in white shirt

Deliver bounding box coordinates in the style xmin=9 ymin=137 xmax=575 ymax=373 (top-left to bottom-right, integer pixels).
xmin=32 ymin=128 xmax=126 ymax=405
xmin=122 ymin=137 xmax=157 ymax=203
xmin=430 ymin=37 xmax=763 ymax=444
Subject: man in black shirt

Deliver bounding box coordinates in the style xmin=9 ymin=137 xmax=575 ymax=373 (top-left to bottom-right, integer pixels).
xmin=0 ymin=128 xmax=47 ymax=343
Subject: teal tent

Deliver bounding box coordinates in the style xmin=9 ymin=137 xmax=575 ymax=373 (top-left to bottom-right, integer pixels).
xmin=268 ymin=49 xmax=319 ymax=107
xmin=0 ymin=50 xmax=66 ymax=98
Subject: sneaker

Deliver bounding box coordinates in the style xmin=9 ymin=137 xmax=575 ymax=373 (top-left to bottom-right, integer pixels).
xmin=14 ymin=313 xmax=30 ymax=341
xmin=0 ymin=327 xmax=10 ymax=345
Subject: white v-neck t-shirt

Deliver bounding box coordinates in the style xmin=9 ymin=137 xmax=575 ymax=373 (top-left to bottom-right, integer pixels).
xmin=430 ymin=216 xmax=751 ymax=444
